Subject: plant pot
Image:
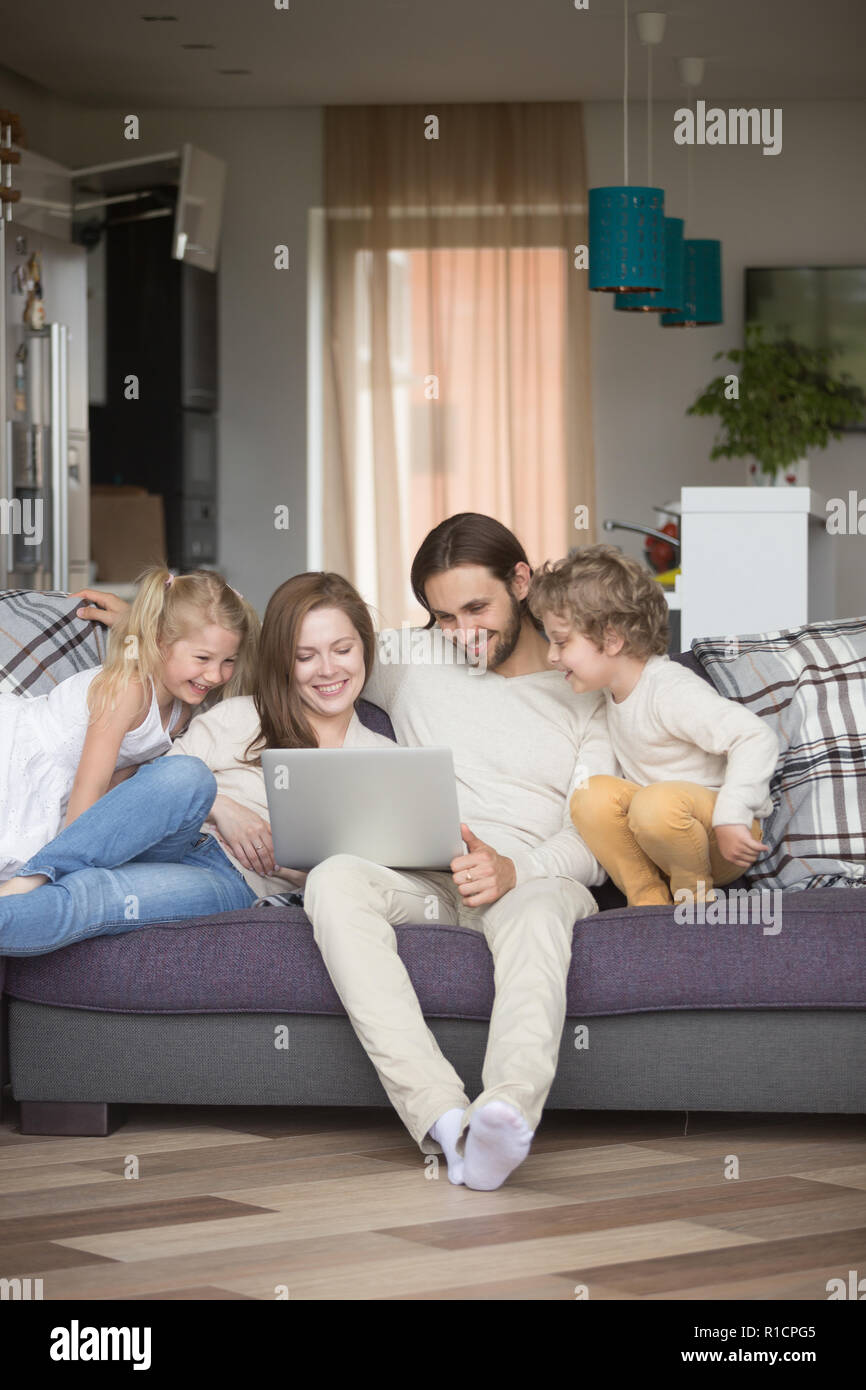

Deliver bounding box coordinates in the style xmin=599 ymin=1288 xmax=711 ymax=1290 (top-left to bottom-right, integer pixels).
xmin=745 ymin=457 xmax=810 ymax=487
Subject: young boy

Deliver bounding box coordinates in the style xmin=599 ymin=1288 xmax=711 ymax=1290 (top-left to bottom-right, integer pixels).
xmin=527 ymin=545 xmax=779 ymax=906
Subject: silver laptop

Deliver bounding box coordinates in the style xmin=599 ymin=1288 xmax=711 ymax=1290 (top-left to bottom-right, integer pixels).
xmin=261 ymin=747 xmax=465 ymax=871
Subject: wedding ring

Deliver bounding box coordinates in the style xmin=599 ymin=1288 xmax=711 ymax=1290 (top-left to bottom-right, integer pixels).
xmin=254 ymin=842 xmax=264 ymax=850
xmin=466 ymin=870 xmax=473 ymax=882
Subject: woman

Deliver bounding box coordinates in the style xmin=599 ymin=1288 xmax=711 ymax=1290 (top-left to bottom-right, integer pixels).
xmin=0 ymin=573 xmax=394 ymax=955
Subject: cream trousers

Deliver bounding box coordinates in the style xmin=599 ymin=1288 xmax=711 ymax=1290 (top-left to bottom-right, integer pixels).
xmin=302 ymin=854 xmax=598 ymax=1158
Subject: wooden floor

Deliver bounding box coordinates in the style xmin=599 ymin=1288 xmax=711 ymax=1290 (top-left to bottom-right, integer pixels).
xmin=1 ymin=1101 xmax=865 ymax=1300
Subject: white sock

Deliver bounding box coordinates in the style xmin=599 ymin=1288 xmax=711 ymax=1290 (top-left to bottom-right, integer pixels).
xmin=429 ymin=1107 xmax=466 ymax=1185
xmin=463 ymin=1100 xmax=534 ymax=1191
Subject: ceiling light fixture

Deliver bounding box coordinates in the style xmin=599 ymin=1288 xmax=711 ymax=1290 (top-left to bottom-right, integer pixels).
xmin=615 ymin=12 xmax=686 ymax=315
xmin=660 ymin=56 xmax=723 ymax=327
xmin=589 ymin=0 xmax=666 ymax=294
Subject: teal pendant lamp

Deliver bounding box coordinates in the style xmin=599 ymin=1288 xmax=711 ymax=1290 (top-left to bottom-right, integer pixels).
xmin=660 ymin=237 xmax=722 ymax=325
xmin=589 ymin=0 xmax=665 ymax=293
xmin=660 ymin=58 xmax=723 ymax=327
xmin=615 ymin=13 xmax=686 ymax=313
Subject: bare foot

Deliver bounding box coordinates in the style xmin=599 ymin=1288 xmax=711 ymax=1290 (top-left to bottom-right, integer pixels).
xmin=0 ymin=873 xmax=49 ymax=897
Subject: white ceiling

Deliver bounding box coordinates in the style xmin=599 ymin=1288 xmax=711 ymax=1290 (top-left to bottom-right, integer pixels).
xmin=0 ymin=0 xmax=863 ymax=108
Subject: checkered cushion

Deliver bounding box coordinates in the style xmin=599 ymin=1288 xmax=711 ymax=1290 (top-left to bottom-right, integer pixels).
xmin=693 ymin=617 xmax=866 ymax=892
xmin=0 ymin=589 xmax=105 ymax=697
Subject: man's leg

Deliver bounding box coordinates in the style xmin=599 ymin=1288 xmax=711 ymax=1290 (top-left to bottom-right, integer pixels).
xmin=303 ymin=854 xmax=472 ymax=1172
xmin=7 ymin=756 xmax=218 ymax=884
xmin=458 ymin=876 xmax=597 ymax=1188
xmin=570 ymin=775 xmax=672 ymax=906
xmin=0 ymin=838 xmax=255 ymax=956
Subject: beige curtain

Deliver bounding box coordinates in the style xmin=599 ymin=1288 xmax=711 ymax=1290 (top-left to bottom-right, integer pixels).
xmin=322 ymin=102 xmax=596 ymax=627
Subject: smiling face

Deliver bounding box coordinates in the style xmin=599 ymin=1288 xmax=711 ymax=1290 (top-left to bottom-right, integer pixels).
xmin=159 ymin=624 xmax=241 ymax=704
xmin=293 ymin=605 xmax=367 ymax=719
xmin=542 ymin=611 xmax=621 ymax=694
xmin=423 ymin=563 xmax=527 ymax=670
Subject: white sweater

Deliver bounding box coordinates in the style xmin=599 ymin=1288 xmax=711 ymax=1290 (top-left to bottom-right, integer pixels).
xmin=166 ymin=696 xmax=394 ymax=898
xmin=362 ymin=627 xmax=618 ymax=888
xmin=603 ymin=655 xmax=779 ymax=827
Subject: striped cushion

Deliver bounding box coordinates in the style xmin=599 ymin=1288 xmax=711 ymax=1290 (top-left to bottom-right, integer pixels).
xmin=0 ymin=590 xmax=105 ymax=697
xmin=693 ymin=617 xmax=866 ymax=892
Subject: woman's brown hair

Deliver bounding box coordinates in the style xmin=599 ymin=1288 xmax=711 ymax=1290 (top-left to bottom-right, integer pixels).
xmin=243 ymin=571 xmax=377 ymax=763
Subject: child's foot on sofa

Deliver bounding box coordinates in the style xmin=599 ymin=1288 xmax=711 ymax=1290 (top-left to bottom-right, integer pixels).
xmin=0 ymin=873 xmax=49 ymax=897
xmin=429 ymin=1107 xmax=466 ymax=1185
xmin=463 ymin=1100 xmax=534 ymax=1190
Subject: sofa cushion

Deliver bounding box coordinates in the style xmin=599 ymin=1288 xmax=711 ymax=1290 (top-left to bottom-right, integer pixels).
xmin=5 ymin=888 xmax=863 ymax=1017
xmin=0 ymin=590 xmax=105 ymax=696
xmin=693 ymin=616 xmax=866 ymax=892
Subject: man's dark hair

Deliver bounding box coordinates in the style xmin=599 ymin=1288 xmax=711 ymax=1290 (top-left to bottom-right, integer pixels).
xmin=410 ymin=512 xmax=544 ymax=631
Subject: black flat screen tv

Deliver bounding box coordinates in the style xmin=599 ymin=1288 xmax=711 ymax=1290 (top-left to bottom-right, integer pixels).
xmin=745 ymin=266 xmax=866 ymax=430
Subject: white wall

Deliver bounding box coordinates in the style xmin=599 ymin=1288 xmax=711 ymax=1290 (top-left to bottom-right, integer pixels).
xmin=583 ymin=99 xmax=866 ymax=619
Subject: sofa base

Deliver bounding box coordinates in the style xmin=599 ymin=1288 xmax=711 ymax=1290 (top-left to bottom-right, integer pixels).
xmin=18 ymin=1100 xmax=128 ymax=1136
xmin=7 ymin=1001 xmax=865 ymax=1134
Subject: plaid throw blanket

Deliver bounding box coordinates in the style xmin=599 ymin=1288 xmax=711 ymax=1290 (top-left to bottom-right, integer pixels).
xmin=0 ymin=590 xmax=105 ymax=697
xmin=693 ymin=617 xmax=866 ymax=892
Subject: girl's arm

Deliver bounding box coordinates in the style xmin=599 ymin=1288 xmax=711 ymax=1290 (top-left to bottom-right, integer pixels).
xmin=64 ymin=681 xmax=149 ymax=827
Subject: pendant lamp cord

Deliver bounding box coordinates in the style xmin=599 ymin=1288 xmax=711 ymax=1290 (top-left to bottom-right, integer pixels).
xmin=647 ymin=40 xmax=653 ymax=185
xmin=686 ymin=87 xmax=694 ymax=228
xmin=623 ymin=0 xmax=629 ymax=184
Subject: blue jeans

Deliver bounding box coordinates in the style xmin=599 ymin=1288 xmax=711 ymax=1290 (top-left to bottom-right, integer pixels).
xmin=0 ymin=756 xmax=256 ymax=956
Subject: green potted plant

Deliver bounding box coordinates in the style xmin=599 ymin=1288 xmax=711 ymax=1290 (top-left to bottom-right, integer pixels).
xmin=686 ymin=322 xmax=866 ymax=486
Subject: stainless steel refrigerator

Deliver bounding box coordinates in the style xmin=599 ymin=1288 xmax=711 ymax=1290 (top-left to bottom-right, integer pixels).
xmin=1 ymin=218 xmax=90 ymax=593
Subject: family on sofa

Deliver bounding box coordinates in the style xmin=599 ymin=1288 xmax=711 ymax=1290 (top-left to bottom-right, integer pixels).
xmin=0 ymin=511 xmax=796 ymax=1188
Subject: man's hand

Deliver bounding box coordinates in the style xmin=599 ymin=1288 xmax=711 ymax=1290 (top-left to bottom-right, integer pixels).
xmin=450 ymin=823 xmax=516 ymax=907
xmin=72 ymin=588 xmax=130 ymax=627
xmin=714 ymin=823 xmax=768 ymax=869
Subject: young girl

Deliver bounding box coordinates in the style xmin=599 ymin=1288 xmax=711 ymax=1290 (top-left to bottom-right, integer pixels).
xmin=0 ymin=571 xmax=394 ymax=953
xmin=0 ymin=565 xmax=260 ymax=890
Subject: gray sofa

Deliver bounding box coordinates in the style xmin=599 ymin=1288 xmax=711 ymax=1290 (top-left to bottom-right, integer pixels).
xmin=1 ymin=592 xmax=864 ymax=1136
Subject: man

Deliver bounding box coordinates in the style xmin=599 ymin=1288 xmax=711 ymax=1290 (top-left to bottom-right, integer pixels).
xmin=76 ymin=513 xmax=616 ymax=1191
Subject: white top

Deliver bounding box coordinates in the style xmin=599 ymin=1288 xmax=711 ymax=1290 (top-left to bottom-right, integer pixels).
xmin=166 ymin=695 xmax=395 ymax=898
xmin=0 ymin=666 xmax=184 ymax=881
xmin=361 ymin=627 xmax=617 ymax=888
xmin=602 ymin=654 xmax=779 ymax=827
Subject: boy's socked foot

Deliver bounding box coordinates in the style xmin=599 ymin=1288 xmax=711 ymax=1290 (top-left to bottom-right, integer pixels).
xmin=463 ymin=1100 xmax=534 ymax=1190
xmin=0 ymin=873 xmax=49 ymax=898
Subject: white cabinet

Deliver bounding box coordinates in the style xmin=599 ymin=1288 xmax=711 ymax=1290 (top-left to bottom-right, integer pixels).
xmin=676 ymin=487 xmax=835 ymax=649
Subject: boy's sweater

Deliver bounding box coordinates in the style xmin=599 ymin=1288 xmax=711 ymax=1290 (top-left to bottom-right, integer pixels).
xmin=604 ymin=655 xmax=779 ymax=827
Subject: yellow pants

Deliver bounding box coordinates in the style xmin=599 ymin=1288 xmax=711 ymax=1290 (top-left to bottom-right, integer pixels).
xmin=570 ymin=776 xmax=761 ymax=907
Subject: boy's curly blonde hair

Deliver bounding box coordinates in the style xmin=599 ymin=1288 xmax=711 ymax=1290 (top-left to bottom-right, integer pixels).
xmin=527 ymin=544 xmax=669 ymax=658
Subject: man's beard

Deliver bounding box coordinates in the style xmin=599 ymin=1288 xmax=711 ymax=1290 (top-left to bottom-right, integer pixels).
xmin=484 ymin=593 xmax=524 ymax=670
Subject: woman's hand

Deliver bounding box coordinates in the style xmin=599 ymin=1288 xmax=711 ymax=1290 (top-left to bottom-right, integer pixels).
xmin=72 ymin=588 xmax=130 ymax=627
xmin=270 ymin=866 xmax=308 ymax=889
xmin=209 ymin=794 xmax=275 ymax=879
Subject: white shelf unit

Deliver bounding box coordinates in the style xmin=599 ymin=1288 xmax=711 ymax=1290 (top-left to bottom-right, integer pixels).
xmin=676 ymin=487 xmax=835 ymax=650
